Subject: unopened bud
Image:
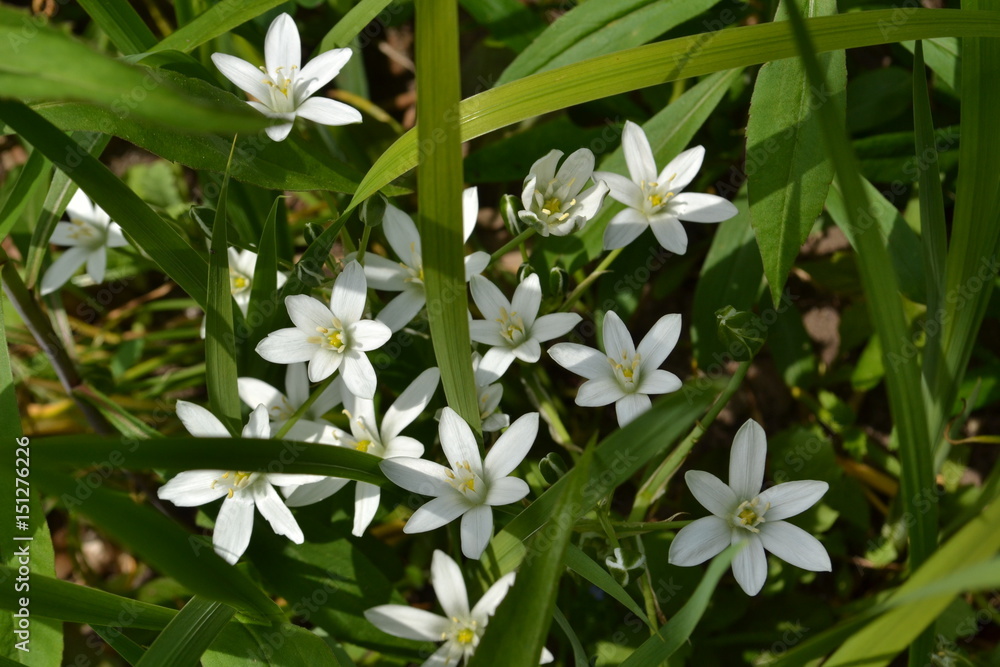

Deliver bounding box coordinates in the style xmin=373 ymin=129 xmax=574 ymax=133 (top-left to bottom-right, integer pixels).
xmin=499 ymin=194 xmax=523 ymax=236
xmin=361 ymin=193 xmax=388 ymax=228
xmin=716 ymin=305 xmax=765 ymax=361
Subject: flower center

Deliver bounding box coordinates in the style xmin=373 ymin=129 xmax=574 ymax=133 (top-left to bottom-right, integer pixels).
xmin=312 ymin=317 xmax=347 ymax=352
xmin=355 ymin=439 xmax=371 ymax=453
xmin=446 ymin=461 xmax=485 ymax=502
xmin=67 ymin=218 xmax=105 ymax=249
xmin=261 ymin=64 xmax=299 ymax=111
xmin=211 ymin=471 xmax=256 ymax=498
xmin=230 ymin=272 xmax=251 ymax=294
xmin=609 ymin=352 xmax=642 ymax=390
xmin=641 ymin=180 xmax=675 ymax=214
xmin=443 ymin=618 xmax=481 ymax=652
xmin=495 ymin=307 xmax=526 ymax=347
xmin=455 ymin=627 xmax=476 ymax=645
xmin=734 ymin=498 xmax=769 ymax=533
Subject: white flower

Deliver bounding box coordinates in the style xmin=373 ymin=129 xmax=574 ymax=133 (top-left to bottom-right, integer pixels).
xmin=211 ymin=12 xmax=362 ymax=142
xmin=237 ymin=362 xmax=343 ymax=423
xmin=548 ymin=311 xmax=682 ymax=427
xmin=469 ymin=273 xmax=581 ymax=379
xmin=668 ymin=419 xmax=832 ymax=596
xmin=518 ymin=148 xmax=609 ymax=237
xmin=595 ymin=121 xmax=738 ymax=253
xmin=200 ymin=247 xmax=288 ymax=338
xmin=284 ymin=367 xmax=440 ymax=537
xmin=156 ymin=402 xmax=328 ymax=564
xmin=365 ymin=550 xmax=554 ymax=666
xmin=362 ymin=187 xmax=489 ymax=332
xmin=41 ymin=190 xmax=129 ymax=295
xmin=256 ymin=261 xmax=391 ymax=398
xmin=473 ymin=353 xmax=509 ymax=433
xmin=380 ymin=408 xmax=538 ymax=560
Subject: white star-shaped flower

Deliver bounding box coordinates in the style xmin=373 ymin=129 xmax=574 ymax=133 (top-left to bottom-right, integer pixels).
xmin=469 ymin=273 xmax=581 ymax=379
xmin=365 ymin=549 xmax=553 ymax=666
xmin=668 ymin=419 xmax=832 ymax=596
xmin=518 ymin=148 xmax=609 ymax=237
xmin=380 ymin=408 xmax=538 ymax=560
xmin=256 ymin=260 xmax=391 ymax=398
xmin=361 ymin=187 xmax=489 ymax=332
xmin=200 ymin=247 xmax=289 ymax=339
xmin=595 ymin=121 xmax=738 ymax=253
xmin=41 ymin=190 xmax=129 ymax=295
xmin=472 ymin=352 xmax=509 ymax=433
xmin=237 ymin=362 xmax=343 ymax=423
xmin=211 ymin=12 xmax=362 ymax=142
xmin=156 ymin=402 xmax=329 ymax=564
xmin=548 ymin=311 xmax=682 ymax=427
xmin=283 ymin=367 xmax=440 ymax=537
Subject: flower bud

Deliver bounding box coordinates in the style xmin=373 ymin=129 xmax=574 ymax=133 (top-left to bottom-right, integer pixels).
xmin=303 ymin=222 xmax=324 ymax=245
xmin=605 ymin=545 xmax=647 ymax=587
xmin=499 ymin=194 xmax=523 ymax=236
xmin=517 ymin=262 xmax=535 ymax=283
xmin=538 ymin=452 xmax=568 ymax=486
xmin=549 ymin=266 xmax=568 ymax=297
xmin=360 ymin=193 xmax=388 ymax=228
xmin=716 ymin=305 xmax=766 ymax=361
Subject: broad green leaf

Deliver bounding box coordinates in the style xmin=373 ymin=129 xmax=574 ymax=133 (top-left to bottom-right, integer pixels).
xmin=747 ymin=0 xmax=844 ymax=307
xmin=31 ymin=467 xmax=284 ymax=625
xmin=150 ymin=0 xmax=286 ymax=54
xmin=0 ymin=7 xmax=267 ymax=134
xmin=415 ymin=0 xmax=480 ymax=429
xmin=347 ymin=9 xmax=1000 ymax=212
xmin=205 ymin=620 xmax=347 ymax=666
xmin=564 ymin=545 xmax=650 ymax=628
xmin=498 ymin=0 xmax=724 ymax=85
xmin=77 ymin=0 xmax=157 ymax=55
xmin=620 ymin=545 xmax=739 ymax=666
xmin=318 ymin=0 xmax=395 ymax=51
xmin=470 ymin=447 xmax=593 ymax=667
xmin=137 ymin=597 xmax=235 ymax=667
xmin=0 ymin=148 xmax=51 ymax=242
xmin=845 ymin=66 xmax=913 ymax=134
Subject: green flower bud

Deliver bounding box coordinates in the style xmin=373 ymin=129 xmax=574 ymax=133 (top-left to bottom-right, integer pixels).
xmin=303 ymin=222 xmax=324 ymax=245
xmin=549 ymin=266 xmax=568 ymax=297
xmin=499 ymin=194 xmax=524 ymax=236
xmin=518 ymin=262 xmax=536 ymax=283
xmin=538 ymin=452 xmax=568 ymax=486
xmin=716 ymin=305 xmax=766 ymax=362
xmin=360 ymin=193 xmax=388 ymax=228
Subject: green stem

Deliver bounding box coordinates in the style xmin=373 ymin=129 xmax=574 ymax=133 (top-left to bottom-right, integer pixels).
xmin=596 ymin=503 xmax=621 ymax=550
xmin=573 ymin=520 xmax=690 ymax=535
xmin=356 ymin=224 xmax=372 ymax=263
xmin=490 ymin=228 xmax=535 ymax=264
xmin=629 ymin=360 xmax=752 ymax=522
xmin=272 ymin=374 xmax=337 ymax=439
xmin=561 ymin=247 xmax=623 ymax=312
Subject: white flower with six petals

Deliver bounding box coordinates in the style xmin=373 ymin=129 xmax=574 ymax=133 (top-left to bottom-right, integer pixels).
xmin=237 ymin=363 xmax=343 ymax=423
xmin=518 ymin=148 xmax=609 ymax=237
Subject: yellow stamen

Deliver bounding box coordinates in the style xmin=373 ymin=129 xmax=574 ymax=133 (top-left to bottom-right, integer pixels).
xmin=456 ymin=628 xmax=476 ymax=644
xmin=355 ymin=439 xmax=371 ymax=453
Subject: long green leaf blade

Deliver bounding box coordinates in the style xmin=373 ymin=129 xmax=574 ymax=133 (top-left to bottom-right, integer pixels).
xmin=77 ymin=0 xmax=157 ymax=56
xmin=0 ymin=147 xmax=51 ymax=242
xmin=150 ymin=0 xmax=286 ymax=54
xmin=137 ymin=597 xmax=235 ymax=667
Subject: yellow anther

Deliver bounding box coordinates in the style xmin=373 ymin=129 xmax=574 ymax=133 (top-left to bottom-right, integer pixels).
xmin=355 ymin=439 xmax=371 ymax=453
xmin=456 ymin=628 xmax=476 ymax=644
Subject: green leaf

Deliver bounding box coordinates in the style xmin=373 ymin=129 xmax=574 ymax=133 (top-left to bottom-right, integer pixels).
xmin=552 ymin=606 xmax=588 ymax=667
xmin=747 ymin=0 xmax=844 ymax=307
xmin=564 ymin=544 xmax=650 ymax=628
xmin=347 ymin=8 xmax=1000 ymax=212
xmin=0 ymin=102 xmax=211 ymax=307
xmin=458 ymin=0 xmax=544 ymax=52
xmin=620 ymin=544 xmax=740 ymax=666
xmin=91 ymin=626 xmax=148 ymax=664
xmin=150 ymin=0 xmax=286 ymax=54
xmin=318 ymin=0 xmax=395 ymax=51
xmin=77 ymin=0 xmax=157 ymax=55
xmin=244 ymin=198 xmax=282 ymax=354
xmin=137 ymin=597 xmax=236 ymax=667
xmin=415 ymin=0 xmax=480 ymax=429
xmin=470 ymin=447 xmax=593 ymax=667
xmin=204 ymin=620 xmax=347 ymax=666
xmin=0 ymin=6 xmax=267 ymax=134
xmin=901 ymin=37 xmax=960 ymax=93
xmin=0 ymin=148 xmax=51 ymax=242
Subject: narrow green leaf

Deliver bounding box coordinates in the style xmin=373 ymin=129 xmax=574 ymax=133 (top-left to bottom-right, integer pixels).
xmin=901 ymin=37 xmax=960 ymax=93
xmin=244 ymin=198 xmax=281 ymax=353
xmin=458 ymin=0 xmax=544 ymax=52
xmin=204 ymin=620 xmax=347 ymax=666
xmin=206 ymin=143 xmax=242 ymax=435
xmin=0 ymin=147 xmax=51 ymax=242
xmin=91 ymin=626 xmax=147 ymax=664
xmin=137 ymin=597 xmax=235 ymax=667
xmin=470 ymin=447 xmax=593 ymax=667
xmin=415 ymin=0 xmax=480 ymax=429
xmin=318 ymin=0 xmax=394 ymax=51
xmin=347 ymin=9 xmax=1000 ymax=211
xmin=77 ymin=0 xmax=157 ymax=55
xmin=564 ymin=544 xmax=650 ymax=628
xmin=0 ymin=102 xmax=210 ymax=307
xmin=620 ymin=545 xmax=740 ymax=666
xmin=747 ymin=0 xmax=845 ymax=306
xmin=552 ymin=606 xmax=588 ymax=667
xmin=150 ymin=0 xmax=286 ymax=54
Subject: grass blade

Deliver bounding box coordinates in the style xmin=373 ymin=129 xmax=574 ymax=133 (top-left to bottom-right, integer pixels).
xmin=77 ymin=0 xmax=157 ymax=56
xmin=318 ymin=0 xmax=394 ymax=51
xmin=564 ymin=544 xmax=650 ymax=628
xmin=0 ymin=147 xmax=51 ymax=241
xmin=150 ymin=0 xmax=286 ymax=54
xmin=91 ymin=626 xmax=147 ymax=664
xmin=244 ymin=197 xmax=281 ymax=353
xmin=136 ymin=597 xmax=235 ymax=667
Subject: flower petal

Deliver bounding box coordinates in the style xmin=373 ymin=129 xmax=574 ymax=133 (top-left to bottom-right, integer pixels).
xmin=729 ymin=419 xmax=767 ymax=500
xmin=86 ymin=246 xmax=107 ymax=284
xmin=295 ymin=96 xmax=362 ymax=127
xmin=210 ymin=53 xmax=272 ymax=102
xmin=296 ymin=47 xmax=352 ymax=99
xmin=65 ymin=188 xmax=96 ymax=222
xmin=636 ymin=313 xmax=682 ymax=369
xmin=602 ymin=311 xmax=636 ymax=360
xmin=285 ymin=294 xmax=333 ymax=331
xmin=648 ymin=214 xmax=688 ymax=255
xmin=603 ymin=207 xmax=649 ymax=250
xmin=593 ymin=171 xmax=644 ymax=209
xmin=667 ymin=515 xmax=731 ymax=566
xmin=548 ymin=343 xmax=609 ymax=380
xmin=331 ymin=261 xmax=367 ymax=324
xmin=363 ymin=252 xmax=408 ymax=291
xmin=463 ymin=251 xmax=490 ymax=282
xmin=382 ymin=367 xmax=440 ymax=440
xmin=759 ymin=521 xmax=832 ymax=572
xmin=364 ymin=606 xmax=450 ymax=642
xmin=575 ymin=376 xmax=624 ymax=407
xmin=439 ymin=407 xmax=483 ymax=475
xmin=282 ymin=477 xmax=350 ymax=507
xmin=213 ymin=495 xmax=255 ymax=564
xmin=341 ymin=349 xmax=376 ymax=398
xmin=243 ymin=404 xmax=271 ymax=439
xmin=379 ymin=458 xmax=454 ymax=496
xmin=349 ymin=319 xmax=392 ymax=351
xmin=48 ymin=221 xmax=84 ymax=246
xmin=376 ymin=289 xmax=425 ymax=332
xmin=470 ymin=274 xmax=511 ymax=320
xmin=478 ymin=346 xmax=516 ymax=381
xmin=309 ymin=374 xmax=344 ymax=419
xmin=622 ymin=121 xmax=657 ymax=184
xmin=757 ymin=480 xmax=829 ymax=521
xmin=176 ymin=400 xmax=230 ymax=437
xmin=307 ymin=348 xmax=343 ymax=383
xmin=615 ymin=392 xmax=650 ymax=426
xmin=264 ymin=12 xmax=300 ymax=74
xmin=462 ymin=186 xmax=479 ymax=242
xmin=252 ymin=482 xmax=304 ymax=543
xmin=527 ymin=149 xmax=562 ymax=185
xmin=685 ymin=470 xmax=739 ymax=517
xmin=461 ymin=504 xmax=493 ymax=559
xmin=658 ymin=145 xmax=705 ymax=192
xmin=638 ymin=369 xmax=681 ymax=396
xmin=511 ymin=273 xmax=542 ymax=329
xmin=157 ymin=470 xmax=228 ymax=506
xmin=40 ymin=245 xmax=90 ymax=295
xmin=352 ymin=481 xmax=381 ymax=536
xmin=383 ymin=204 xmax=422 ymax=265
xmin=469 ymin=320 xmax=506 ymax=347
xmin=554 ymin=147 xmax=595 ymax=191
xmin=263 ymin=121 xmax=295 ymax=142
xmin=512 ymin=337 xmax=541 ymax=363
xmin=731 ymin=533 xmax=768 ymax=596
xmin=256 ymin=328 xmax=317 ymax=364
xmin=431 ymin=549 xmax=470 ymax=618
xmin=484 ymin=412 xmax=538 ymax=480
xmin=671 ymin=192 xmax=739 ymax=223
xmin=484 ymin=476 xmax=529 ymax=506
xmin=531 ymin=313 xmax=581 ymax=343
xmin=383 ymin=435 xmax=424 ymax=459
xmin=405 ymin=493 xmax=471 ymax=533
xmin=471 ymin=572 xmax=516 ymax=620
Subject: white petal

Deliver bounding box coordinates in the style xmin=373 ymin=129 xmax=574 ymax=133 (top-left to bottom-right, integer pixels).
xmin=376 ymin=289 xmax=425 ymax=332
xmin=527 ymin=149 xmax=562 ymax=185
xmin=86 ymin=246 xmax=107 ymax=284
xmin=211 ymin=53 xmax=271 ymax=102
xmin=256 ymin=328 xmax=317 ymax=364
xmin=667 ymin=515 xmax=731 ymax=566
xmin=541 ymin=647 xmax=554 ymax=664
xmin=352 ymin=481 xmax=381 ymax=536
xmin=572 ymin=181 xmax=609 ymax=222
xmin=648 ymin=214 xmax=688 ymax=255
xmin=671 ymin=192 xmax=739 ymax=223
xmin=243 ymin=405 xmax=271 ymax=439
xmin=263 ymin=121 xmax=295 ymax=142
xmin=213 ymin=495 xmax=255 ymax=564
xmin=602 ymin=311 xmax=636 ymax=360
xmin=105 ymin=224 xmax=129 ymax=248
xmin=622 ymin=121 xmax=657 ymax=184
xmin=512 ymin=338 xmax=541 ymax=363
xmin=282 ymin=477 xmax=350 ymax=507
xmin=757 ymin=480 xmax=829 ymax=521
xmin=482 ymin=413 xmax=510 ymax=433
xmin=264 ymin=13 xmax=300 ymax=74
xmin=363 ymin=253 xmax=408 ymax=291
xmin=296 ymin=47 xmax=352 ymax=99
xmin=405 ymin=493 xmax=472 ymax=533
xmin=383 ymin=205 xmax=422 ymax=266
xmin=364 ymin=606 xmax=450 ymax=642
xmin=478 ymin=346 xmax=516 ymax=379
xmin=65 ymin=188 xmax=97 ymax=222
xmin=637 ymin=313 xmax=682 ymax=369
xmin=331 ymin=261 xmax=367 ymax=324
xmin=309 ymin=374 xmax=344 ymax=418
xmin=40 ymin=246 xmax=90 ymax=295
xmin=469 ymin=320 xmax=506 ymax=348
xmin=548 ymin=343 xmax=609 ymax=380
xmin=470 ymin=275 xmax=510 ymax=320
xmin=484 ymin=412 xmax=538 ymax=480
xmin=554 ymin=148 xmax=595 ymax=192
xmin=729 ymin=419 xmax=767 ymax=500
xmin=431 ymin=549 xmax=470 ymax=619
xmin=575 ymin=376 xmax=624 ymax=407
xmin=380 ymin=457 xmax=453 ymax=496
xmin=350 ymin=319 xmax=392 ymax=351
xmin=341 ymin=350 xmax=377 ymax=399
xmin=511 ymin=273 xmax=542 ymax=329
xmin=295 ymin=96 xmax=362 ymax=127
xmin=253 ymin=482 xmax=304 ymax=543
xmin=520 ymin=175 xmax=538 ymax=214
xmin=266 ymin=472 xmax=326 ymax=487
xmin=484 ymin=476 xmax=529 ymax=506
xmin=157 ymin=471 xmax=228 ymax=506
xmin=463 ymin=251 xmax=490 ymax=282
xmin=593 ymin=171 xmax=644 ymax=209
xmin=471 ymin=572 xmax=516 ymax=619
xmin=462 ymin=186 xmax=479 ymax=242
xmin=461 ymin=504 xmax=493 ymax=559
xmin=176 ymin=401 xmax=230 ymax=437
xmin=531 ymin=313 xmax=581 ymax=343
xmin=637 ymin=369 xmax=682 ymax=396
xmin=382 ymin=367 xmax=440 ymax=440
xmin=658 ymin=145 xmax=705 ymax=192
xmin=439 ymin=408 xmax=483 ymax=475
xmin=759 ymin=521 xmax=832 ymax=572
xmin=383 ymin=435 xmax=425 ymax=459
xmin=307 ymin=348 xmax=343 ymax=383
xmin=48 ymin=221 xmax=84 ymax=246
xmin=602 ymin=208 xmax=649 ymax=250
xmin=685 ymin=470 xmax=739 ymax=517
xmin=615 ymin=392 xmax=650 ymax=426
xmin=285 ymin=294 xmax=333 ymax=331
xmin=731 ymin=533 xmax=768 ymax=596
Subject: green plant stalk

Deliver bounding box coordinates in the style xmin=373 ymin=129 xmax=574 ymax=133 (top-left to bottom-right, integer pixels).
xmin=573 ymin=520 xmax=690 ymax=534
xmin=561 ymin=247 xmax=623 ymax=312
xmin=272 ymin=374 xmax=337 ymax=440
xmin=629 ymin=360 xmax=751 ymax=522
xmin=489 ymin=228 xmax=536 ymax=266
xmin=356 ymin=223 xmax=372 ymax=264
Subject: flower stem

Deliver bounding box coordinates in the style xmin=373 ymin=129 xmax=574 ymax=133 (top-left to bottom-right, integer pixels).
xmin=356 ymin=224 xmax=372 ymax=264
xmin=272 ymin=374 xmax=337 ymax=439
xmin=489 ymin=228 xmax=535 ymax=265
xmin=560 ymin=247 xmax=623 ymax=312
